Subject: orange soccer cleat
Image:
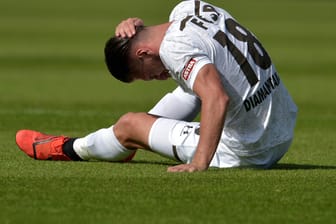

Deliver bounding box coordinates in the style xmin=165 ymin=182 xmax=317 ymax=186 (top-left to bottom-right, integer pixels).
xmin=15 ymin=130 xmax=71 ymax=161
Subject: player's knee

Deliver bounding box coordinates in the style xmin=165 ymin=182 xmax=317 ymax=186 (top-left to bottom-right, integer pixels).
xmin=114 ymin=112 xmax=144 ymax=145
xmin=117 ymin=112 xmax=138 ymax=129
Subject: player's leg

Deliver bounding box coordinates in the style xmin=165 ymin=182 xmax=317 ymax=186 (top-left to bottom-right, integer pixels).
xmin=89 ymin=112 xmax=199 ymax=162
xmin=112 ymin=112 xmax=183 ymax=160
xmin=15 ymin=127 xmax=136 ymax=162
xmin=147 ymin=117 xmax=200 ymax=162
xmin=70 ymin=125 xmax=136 ymax=162
xmin=15 ymin=112 xmax=161 ymax=162
xmin=73 ymin=112 xmax=199 ymax=162
xmin=148 ymin=87 xmax=201 ymax=121
xmin=68 ymin=112 xmax=160 ymax=161
xmin=15 ymin=119 xmax=141 ymax=162
xmin=15 ymin=112 xmax=197 ymax=163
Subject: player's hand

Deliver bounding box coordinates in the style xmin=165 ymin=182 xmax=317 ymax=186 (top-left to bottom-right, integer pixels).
xmin=167 ymin=163 xmax=207 ymax=173
xmin=115 ymin=17 xmax=144 ymax=38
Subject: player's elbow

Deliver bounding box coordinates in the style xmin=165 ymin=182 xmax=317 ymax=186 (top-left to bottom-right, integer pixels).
xmin=222 ymin=93 xmax=230 ymax=105
xmin=217 ymin=92 xmax=230 ymax=110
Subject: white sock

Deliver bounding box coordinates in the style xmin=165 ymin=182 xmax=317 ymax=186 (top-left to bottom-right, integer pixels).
xmin=148 ymin=118 xmax=181 ymax=161
xmin=149 ymin=118 xmax=200 ymax=163
xmin=73 ymin=126 xmax=135 ymax=161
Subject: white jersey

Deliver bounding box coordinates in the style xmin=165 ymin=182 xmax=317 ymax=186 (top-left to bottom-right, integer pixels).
xmin=159 ymin=0 xmax=297 ymax=156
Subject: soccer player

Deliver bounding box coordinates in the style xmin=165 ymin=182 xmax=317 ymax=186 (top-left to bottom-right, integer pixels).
xmin=15 ymin=0 xmax=297 ymax=172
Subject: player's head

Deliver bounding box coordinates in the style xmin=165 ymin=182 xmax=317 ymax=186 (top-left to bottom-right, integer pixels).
xmin=104 ymin=36 xmax=132 ymax=83
xmin=105 ymin=25 xmax=170 ymax=82
xmin=104 ymin=26 xmax=145 ymax=83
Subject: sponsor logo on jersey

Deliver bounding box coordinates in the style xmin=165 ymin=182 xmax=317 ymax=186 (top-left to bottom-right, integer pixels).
xmin=182 ymin=58 xmax=196 ymax=80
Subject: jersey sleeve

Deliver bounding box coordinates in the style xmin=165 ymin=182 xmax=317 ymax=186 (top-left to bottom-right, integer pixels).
xmin=182 ymin=56 xmax=211 ymax=91
xmin=160 ymin=24 xmax=212 ymax=93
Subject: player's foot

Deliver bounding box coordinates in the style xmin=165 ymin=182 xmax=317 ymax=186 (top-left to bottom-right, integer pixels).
xmin=15 ymin=130 xmax=71 ymax=160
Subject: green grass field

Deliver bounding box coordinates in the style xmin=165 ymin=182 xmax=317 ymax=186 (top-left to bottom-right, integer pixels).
xmin=1 ymin=0 xmax=335 ymax=223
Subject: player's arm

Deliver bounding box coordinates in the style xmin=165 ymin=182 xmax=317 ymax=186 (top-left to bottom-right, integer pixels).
xmin=115 ymin=18 xmax=144 ymax=38
xmin=168 ymin=64 xmax=229 ymax=172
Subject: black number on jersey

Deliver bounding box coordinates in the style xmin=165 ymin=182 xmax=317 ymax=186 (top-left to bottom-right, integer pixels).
xmin=214 ymin=18 xmax=272 ymax=87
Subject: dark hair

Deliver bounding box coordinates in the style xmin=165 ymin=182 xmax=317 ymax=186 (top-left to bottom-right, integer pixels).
xmin=104 ymin=36 xmax=132 ymax=83
xmin=104 ymin=26 xmax=146 ymax=83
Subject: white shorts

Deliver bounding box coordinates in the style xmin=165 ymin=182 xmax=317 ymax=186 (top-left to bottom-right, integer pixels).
xmin=148 ymin=118 xmax=292 ymax=169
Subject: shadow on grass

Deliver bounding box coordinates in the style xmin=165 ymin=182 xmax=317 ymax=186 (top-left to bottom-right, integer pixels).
xmin=272 ymin=163 xmax=336 ymax=170
xmin=130 ymin=161 xmax=336 ymax=171
xmin=131 ymin=160 xmax=177 ymax=166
